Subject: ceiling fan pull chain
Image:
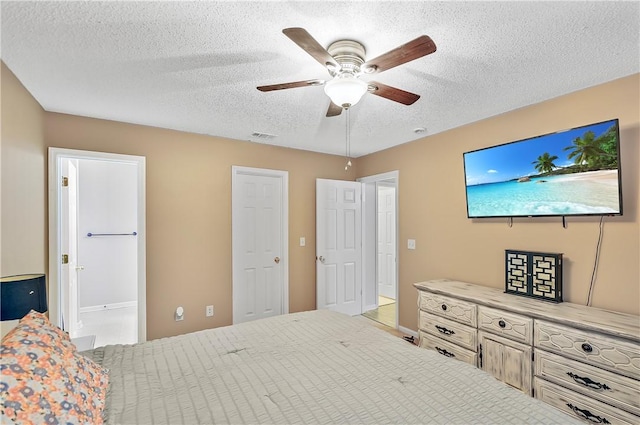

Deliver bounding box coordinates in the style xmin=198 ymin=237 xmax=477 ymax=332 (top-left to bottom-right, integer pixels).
xmin=345 ymin=108 xmax=352 ymax=170
xmin=347 ymin=108 xmax=352 ymax=166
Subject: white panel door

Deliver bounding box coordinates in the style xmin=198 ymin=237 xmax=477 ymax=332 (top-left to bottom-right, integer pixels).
xmin=316 ymin=179 xmax=362 ymax=316
xmin=377 ymin=185 xmax=396 ymax=299
xmin=233 ymin=168 xmax=287 ymax=324
xmin=61 ymin=159 xmax=81 ymax=336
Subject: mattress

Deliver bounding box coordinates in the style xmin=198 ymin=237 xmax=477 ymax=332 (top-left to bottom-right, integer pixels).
xmin=87 ymin=309 xmax=580 ymax=424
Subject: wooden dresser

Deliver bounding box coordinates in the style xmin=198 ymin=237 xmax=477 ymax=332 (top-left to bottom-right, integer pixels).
xmin=415 ymin=279 xmax=640 ymax=425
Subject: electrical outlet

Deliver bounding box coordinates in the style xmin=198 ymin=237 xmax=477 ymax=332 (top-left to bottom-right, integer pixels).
xmin=175 ymin=306 xmax=184 ymax=321
xmin=206 ymin=305 xmax=214 ymax=317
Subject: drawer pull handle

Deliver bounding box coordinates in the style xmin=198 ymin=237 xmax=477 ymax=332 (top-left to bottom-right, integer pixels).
xmin=567 ymin=372 xmax=611 ymax=391
xmin=435 ymin=325 xmax=455 ymax=336
xmin=581 ymin=343 xmax=593 ymax=353
xmin=435 ymin=347 xmax=455 ymax=358
xmin=441 ymin=304 xmax=448 ymax=311
xmin=498 ymin=320 xmax=506 ymax=328
xmin=566 ymin=403 xmax=610 ymax=424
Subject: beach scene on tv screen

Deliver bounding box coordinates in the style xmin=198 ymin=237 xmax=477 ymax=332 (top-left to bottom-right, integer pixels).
xmin=464 ymin=120 xmax=621 ymax=217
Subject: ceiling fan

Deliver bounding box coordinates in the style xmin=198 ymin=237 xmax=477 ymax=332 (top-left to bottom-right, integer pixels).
xmin=257 ymin=28 xmax=437 ymax=117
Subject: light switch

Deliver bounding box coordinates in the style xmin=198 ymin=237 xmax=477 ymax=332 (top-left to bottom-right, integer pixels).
xmin=408 ymin=239 xmax=416 ymax=250
xmin=300 ymin=237 xmax=306 ymax=247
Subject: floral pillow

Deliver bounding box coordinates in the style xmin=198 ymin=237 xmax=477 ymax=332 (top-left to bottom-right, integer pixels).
xmin=69 ymin=350 xmax=110 ymax=419
xmin=17 ymin=310 xmax=76 ymax=352
xmin=1 ymin=310 xmax=109 ymax=424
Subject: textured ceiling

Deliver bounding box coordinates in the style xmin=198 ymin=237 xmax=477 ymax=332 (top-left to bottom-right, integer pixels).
xmin=1 ymin=1 xmax=638 ymax=157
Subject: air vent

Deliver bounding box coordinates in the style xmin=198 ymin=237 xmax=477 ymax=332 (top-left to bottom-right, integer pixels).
xmin=251 ymin=132 xmax=277 ymax=140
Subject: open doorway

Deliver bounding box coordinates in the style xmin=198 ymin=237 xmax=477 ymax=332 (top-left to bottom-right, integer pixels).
xmin=48 ymin=148 xmax=146 ymax=348
xmin=359 ymin=171 xmax=398 ymax=329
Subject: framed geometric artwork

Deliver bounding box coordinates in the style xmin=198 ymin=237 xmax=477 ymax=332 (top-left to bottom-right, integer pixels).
xmin=505 ymin=250 xmax=563 ymax=303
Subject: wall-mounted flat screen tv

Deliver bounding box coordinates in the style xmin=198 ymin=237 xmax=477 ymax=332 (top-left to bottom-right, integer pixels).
xmin=463 ymin=119 xmax=623 ymax=218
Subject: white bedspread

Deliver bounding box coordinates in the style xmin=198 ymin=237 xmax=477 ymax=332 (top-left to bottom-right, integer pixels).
xmin=88 ymin=310 xmax=580 ymax=424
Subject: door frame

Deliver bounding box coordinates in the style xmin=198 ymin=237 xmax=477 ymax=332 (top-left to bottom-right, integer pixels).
xmin=231 ymin=166 xmax=289 ymax=324
xmin=358 ymin=170 xmax=399 ymax=327
xmin=48 ymin=148 xmax=147 ymax=342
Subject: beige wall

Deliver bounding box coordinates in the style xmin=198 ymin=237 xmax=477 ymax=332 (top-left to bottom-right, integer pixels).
xmin=44 ymin=113 xmax=356 ymax=339
xmin=356 ymin=74 xmax=640 ymax=331
xmin=0 ymin=63 xmax=47 ymax=336
xmin=1 ymin=63 xmax=47 ymax=277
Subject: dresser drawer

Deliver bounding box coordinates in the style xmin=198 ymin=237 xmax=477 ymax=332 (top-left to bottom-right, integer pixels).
xmin=418 ymin=291 xmax=477 ymax=327
xmin=535 ymin=349 xmax=640 ymax=416
xmin=419 ymin=331 xmax=477 ymax=366
xmin=419 ymin=310 xmax=477 ymax=352
xmin=534 ymin=378 xmax=639 ymax=425
xmin=535 ymin=320 xmax=640 ymax=380
xmin=478 ymin=305 xmax=533 ymax=344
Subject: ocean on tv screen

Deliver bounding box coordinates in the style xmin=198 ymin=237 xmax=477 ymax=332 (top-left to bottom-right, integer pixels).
xmin=466 ymin=170 xmax=620 ymax=217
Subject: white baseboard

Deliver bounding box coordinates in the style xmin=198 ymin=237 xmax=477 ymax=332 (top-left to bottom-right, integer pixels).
xmin=80 ymin=300 xmax=136 ymax=314
xmin=398 ymin=325 xmax=418 ymax=339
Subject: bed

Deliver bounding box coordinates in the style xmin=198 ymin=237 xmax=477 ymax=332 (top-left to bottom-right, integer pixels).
xmin=2 ymin=309 xmax=581 ymax=424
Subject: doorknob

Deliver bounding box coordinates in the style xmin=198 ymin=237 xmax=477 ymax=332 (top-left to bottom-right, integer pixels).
xmin=75 ymin=265 xmax=85 ymax=271
xmin=274 ymin=257 xmax=280 ymax=264
xmin=318 ymin=256 xmax=325 ymax=263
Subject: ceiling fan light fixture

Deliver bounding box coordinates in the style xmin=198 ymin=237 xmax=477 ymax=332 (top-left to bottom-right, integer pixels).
xmin=324 ymin=74 xmax=368 ymax=108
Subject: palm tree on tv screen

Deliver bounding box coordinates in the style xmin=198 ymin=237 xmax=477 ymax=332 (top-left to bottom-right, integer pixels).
xmin=532 ymin=152 xmax=559 ymax=174
xmin=563 ymin=131 xmax=605 ymax=171
xmin=592 ymin=124 xmax=620 ymax=169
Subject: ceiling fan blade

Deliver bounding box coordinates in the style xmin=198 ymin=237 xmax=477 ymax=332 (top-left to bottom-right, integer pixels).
xmin=368 ymin=81 xmax=420 ymax=105
xmin=326 ymin=102 xmax=343 ymax=117
xmin=257 ymin=79 xmax=324 ymax=92
xmin=362 ymin=35 xmax=436 ymax=74
xmin=283 ymin=28 xmax=340 ymax=70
